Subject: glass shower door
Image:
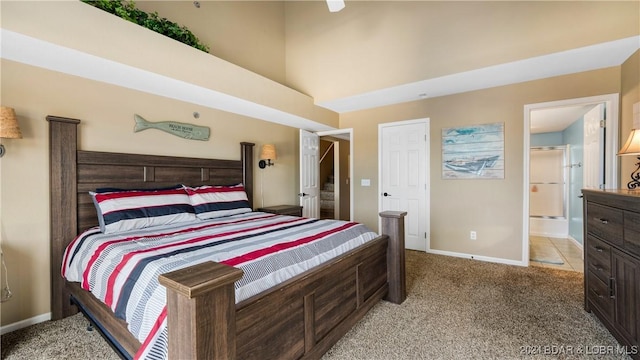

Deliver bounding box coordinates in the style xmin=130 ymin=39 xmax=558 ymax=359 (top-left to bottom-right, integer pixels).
xmin=530 ymin=147 xmax=566 ymax=219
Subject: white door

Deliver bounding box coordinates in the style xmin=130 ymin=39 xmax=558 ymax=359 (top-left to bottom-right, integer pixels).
xmin=583 ymin=104 xmax=605 ymax=190
xmin=299 ymin=129 xmax=320 ymax=218
xmin=379 ymin=120 xmax=429 ymax=251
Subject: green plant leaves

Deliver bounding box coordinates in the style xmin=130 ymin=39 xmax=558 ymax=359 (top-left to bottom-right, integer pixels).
xmin=82 ymin=0 xmax=210 ymax=53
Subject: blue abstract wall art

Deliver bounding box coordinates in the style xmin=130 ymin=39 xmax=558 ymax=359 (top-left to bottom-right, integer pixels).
xmin=442 ymin=122 xmax=505 ymax=179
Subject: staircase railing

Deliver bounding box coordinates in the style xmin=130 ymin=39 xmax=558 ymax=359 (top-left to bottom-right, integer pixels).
xmin=320 ymin=142 xmax=334 ymax=164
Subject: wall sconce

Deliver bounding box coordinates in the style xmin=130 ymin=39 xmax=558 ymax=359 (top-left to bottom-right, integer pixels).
xmin=259 ymin=144 xmax=277 ymax=169
xmin=618 ymin=128 xmax=640 ymax=189
xmin=0 ymin=107 xmax=22 ymax=158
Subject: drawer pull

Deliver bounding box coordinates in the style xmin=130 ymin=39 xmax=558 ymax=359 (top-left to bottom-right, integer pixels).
xmin=594 ymin=217 xmax=608 ymax=224
xmin=596 ymin=266 xmax=604 ymax=272
xmin=594 ymin=246 xmax=605 ymax=253
xmin=609 ymin=278 xmax=616 ymax=299
xmin=591 ymin=288 xmax=605 ymax=299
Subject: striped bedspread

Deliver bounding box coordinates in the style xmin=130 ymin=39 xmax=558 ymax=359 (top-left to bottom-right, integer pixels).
xmin=62 ymin=211 xmax=379 ymax=360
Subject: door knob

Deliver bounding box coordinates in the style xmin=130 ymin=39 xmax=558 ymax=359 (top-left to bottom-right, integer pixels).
xmin=298 ymin=193 xmax=308 ymax=197
xmin=383 ymin=192 xmax=391 ymax=197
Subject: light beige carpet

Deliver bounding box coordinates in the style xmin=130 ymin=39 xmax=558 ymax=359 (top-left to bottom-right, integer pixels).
xmin=2 ymin=251 xmax=631 ymax=360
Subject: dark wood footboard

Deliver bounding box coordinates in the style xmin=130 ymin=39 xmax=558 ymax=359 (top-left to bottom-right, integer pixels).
xmin=159 ymin=261 xmax=244 ymax=359
xmin=159 ymin=212 xmax=406 ymax=360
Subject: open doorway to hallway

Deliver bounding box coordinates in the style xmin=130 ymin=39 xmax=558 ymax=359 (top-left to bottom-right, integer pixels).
xmin=316 ymin=129 xmax=353 ymax=221
xmin=522 ymin=94 xmax=620 ymax=269
xmin=318 ymin=136 xmax=350 ymax=220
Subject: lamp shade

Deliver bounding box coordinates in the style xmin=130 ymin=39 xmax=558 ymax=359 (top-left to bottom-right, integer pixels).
xmin=0 ymin=107 xmax=22 ymax=139
xmin=618 ymin=129 xmax=640 ymax=156
xmin=260 ymin=144 xmax=277 ymax=160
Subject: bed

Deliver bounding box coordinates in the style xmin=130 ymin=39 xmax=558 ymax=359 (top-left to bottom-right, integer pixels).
xmin=48 ymin=115 xmax=407 ymax=360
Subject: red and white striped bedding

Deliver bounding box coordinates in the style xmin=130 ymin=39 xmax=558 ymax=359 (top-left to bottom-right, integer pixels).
xmin=62 ymin=211 xmax=378 ymax=360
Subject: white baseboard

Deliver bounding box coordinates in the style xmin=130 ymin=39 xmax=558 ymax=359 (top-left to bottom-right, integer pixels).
xmin=529 ymin=217 xmax=568 ymax=239
xmin=0 ymin=312 xmax=51 ymax=335
xmin=426 ymin=249 xmax=527 ymax=267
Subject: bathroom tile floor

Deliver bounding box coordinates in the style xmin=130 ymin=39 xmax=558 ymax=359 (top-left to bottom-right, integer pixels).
xmin=529 ymin=236 xmax=584 ymax=272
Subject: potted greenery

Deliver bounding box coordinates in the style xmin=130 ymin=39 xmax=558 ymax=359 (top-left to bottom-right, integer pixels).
xmin=82 ymin=0 xmax=210 ymax=53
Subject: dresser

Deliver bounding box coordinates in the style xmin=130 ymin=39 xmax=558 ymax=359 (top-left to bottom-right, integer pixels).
xmin=583 ymin=189 xmax=640 ymax=358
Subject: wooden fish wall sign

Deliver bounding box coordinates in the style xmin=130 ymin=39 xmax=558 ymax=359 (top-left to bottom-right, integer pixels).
xmin=134 ymin=114 xmax=210 ymax=141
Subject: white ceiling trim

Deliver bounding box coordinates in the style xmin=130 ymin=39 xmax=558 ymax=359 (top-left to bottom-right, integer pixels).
xmin=317 ymin=36 xmax=640 ymax=113
xmin=0 ymin=29 xmax=335 ymax=132
xmin=2 ymin=29 xmax=638 ymax=128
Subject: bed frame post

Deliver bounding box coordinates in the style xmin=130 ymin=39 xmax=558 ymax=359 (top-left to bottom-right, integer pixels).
xmin=380 ymin=211 xmax=407 ymax=304
xmin=159 ymin=261 xmax=244 ymax=360
xmin=48 ymin=116 xmax=81 ymax=320
xmin=240 ymin=142 xmax=254 ymax=209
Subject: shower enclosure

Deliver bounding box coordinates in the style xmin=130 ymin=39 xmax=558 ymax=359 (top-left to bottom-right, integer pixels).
xmin=529 ymin=146 xmax=570 ymax=237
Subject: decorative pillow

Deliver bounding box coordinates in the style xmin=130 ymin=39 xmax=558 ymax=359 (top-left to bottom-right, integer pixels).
xmin=91 ymin=187 xmax=196 ymax=234
xmin=184 ymin=184 xmax=252 ymax=220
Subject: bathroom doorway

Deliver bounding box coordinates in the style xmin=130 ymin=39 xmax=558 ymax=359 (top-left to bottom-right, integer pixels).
xmin=522 ymin=93 xmax=620 ymax=268
xmin=528 ymin=144 xmax=582 ymax=270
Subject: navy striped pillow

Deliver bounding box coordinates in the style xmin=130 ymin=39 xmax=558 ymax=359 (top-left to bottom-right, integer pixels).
xmin=184 ymin=184 xmax=252 ymax=219
xmin=91 ymin=188 xmax=196 ymax=234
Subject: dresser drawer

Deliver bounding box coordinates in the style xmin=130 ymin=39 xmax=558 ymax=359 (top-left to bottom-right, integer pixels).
xmin=586 ymin=203 xmax=624 ymax=246
xmin=624 ymin=211 xmax=640 ymax=258
xmin=586 ymin=235 xmax=611 ymax=283
xmin=587 ymin=271 xmax=614 ymax=320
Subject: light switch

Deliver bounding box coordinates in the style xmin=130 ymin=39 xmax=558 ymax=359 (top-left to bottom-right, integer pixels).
xmin=361 ymin=179 xmax=371 ymax=186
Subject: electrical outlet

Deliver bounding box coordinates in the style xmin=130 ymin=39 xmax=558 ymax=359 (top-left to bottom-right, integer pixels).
xmin=470 ymin=231 xmax=477 ymax=240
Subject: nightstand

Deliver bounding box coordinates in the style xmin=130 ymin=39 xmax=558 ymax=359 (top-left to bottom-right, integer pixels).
xmin=257 ymin=205 xmax=303 ymax=217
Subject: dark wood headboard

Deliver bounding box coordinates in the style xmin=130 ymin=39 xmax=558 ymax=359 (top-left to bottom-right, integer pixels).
xmin=75 ymin=150 xmax=254 ymax=231
xmin=48 ymin=115 xmax=254 ymax=319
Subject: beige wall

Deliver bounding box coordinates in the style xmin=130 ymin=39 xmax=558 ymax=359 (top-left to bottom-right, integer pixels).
xmin=0 ymin=60 xmax=299 ymax=326
xmin=337 ymin=138 xmax=350 ymax=221
xmin=285 ymin=1 xmax=639 ymax=102
xmin=620 ymin=50 xmax=640 ymax=185
xmin=341 ymin=67 xmax=622 ymax=261
xmin=135 ymin=1 xmax=286 ymax=85
xmin=1 ymin=1 xmax=337 ymax=129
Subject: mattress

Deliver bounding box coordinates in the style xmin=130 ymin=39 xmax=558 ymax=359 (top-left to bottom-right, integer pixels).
xmin=62 ymin=211 xmax=378 ymax=359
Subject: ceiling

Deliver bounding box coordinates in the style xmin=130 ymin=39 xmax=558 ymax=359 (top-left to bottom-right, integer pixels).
xmin=2 ymin=2 xmax=637 ymax=135
xmin=316 ymin=36 xmax=639 ymax=115
xmin=530 ymin=104 xmax=597 ymax=135
xmin=316 ymin=35 xmax=636 ymax=135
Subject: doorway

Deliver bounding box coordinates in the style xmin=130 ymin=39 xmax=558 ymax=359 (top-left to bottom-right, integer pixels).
xmin=318 ymin=135 xmax=351 ymax=220
xmin=299 ymin=129 xmax=354 ymax=220
xmin=522 ymin=93 xmax=620 ymax=267
xmin=378 ymin=118 xmax=430 ymax=251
